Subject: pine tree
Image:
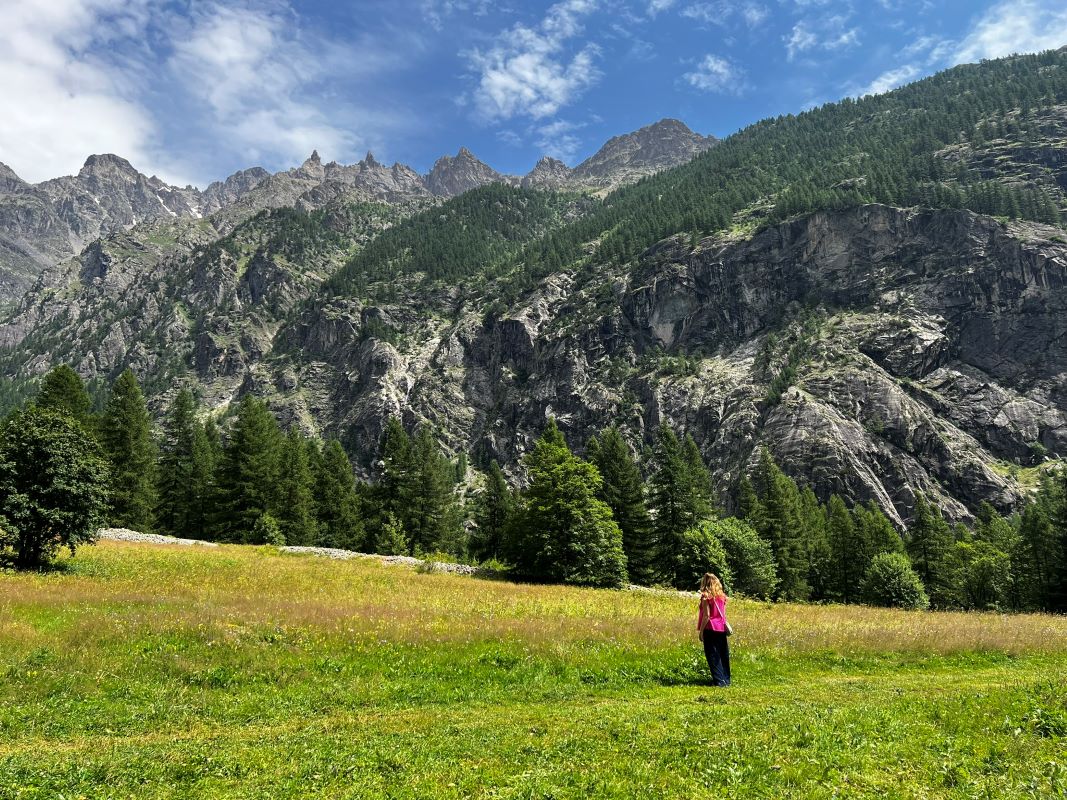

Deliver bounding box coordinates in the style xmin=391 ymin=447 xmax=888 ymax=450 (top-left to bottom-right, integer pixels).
xmin=100 ymin=369 xmax=157 ymax=532
xmin=377 ymin=512 xmax=409 ymax=556
xmin=218 ymin=395 xmax=283 ymax=540
xmin=36 ymin=365 xmax=93 ymax=430
xmin=314 ymin=439 xmax=364 ymax=551
xmin=406 ymin=427 xmax=463 ymax=556
xmin=736 ymin=475 xmax=761 ymax=523
xmin=192 ymin=417 xmax=222 ymax=539
xmin=905 ymin=493 xmax=957 ymax=608
xmin=799 ymin=486 xmax=830 ymax=600
xmin=750 ymin=448 xmax=809 ymax=601
xmin=648 ymin=426 xmax=711 ymax=585
xmin=587 ymin=427 xmax=655 ymax=585
xmin=470 ymin=460 xmax=514 ymax=562
xmin=277 ymin=428 xmax=318 ymax=547
xmin=378 ymin=417 xmax=413 ymax=521
xmin=1015 ymin=498 xmax=1058 ymax=610
xmin=509 ymin=419 xmax=627 ymax=587
xmin=156 ymin=389 xmax=199 ymax=536
xmin=825 ymin=493 xmax=869 ymax=603
xmin=852 ymin=501 xmax=904 ymax=557
xmin=681 ymin=434 xmax=715 ymax=517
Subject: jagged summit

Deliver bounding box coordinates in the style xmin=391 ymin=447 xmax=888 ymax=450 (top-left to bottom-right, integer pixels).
xmin=522 ymin=156 xmax=573 ymax=190
xmin=425 ymin=147 xmax=506 ymax=197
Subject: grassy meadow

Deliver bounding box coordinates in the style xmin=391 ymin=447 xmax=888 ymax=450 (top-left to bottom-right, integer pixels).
xmin=1 ymin=540 xmax=1065 ymax=799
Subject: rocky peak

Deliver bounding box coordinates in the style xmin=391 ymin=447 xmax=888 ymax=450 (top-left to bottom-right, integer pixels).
xmin=78 ymin=153 xmax=141 ymax=182
xmin=522 ymin=156 xmax=574 ymax=190
xmin=0 ymin=162 xmax=23 ymax=184
xmin=571 ymin=118 xmax=717 ymax=188
xmin=363 ymin=151 xmax=380 ymax=168
xmin=425 ymin=147 xmax=505 ymax=197
xmin=200 ymin=167 xmax=270 ymax=214
xmin=0 ymin=162 xmax=27 ymax=194
xmin=292 ymin=151 xmax=326 ymax=182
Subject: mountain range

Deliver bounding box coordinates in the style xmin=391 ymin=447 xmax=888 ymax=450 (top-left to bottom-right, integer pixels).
xmin=0 ymin=119 xmax=715 ymax=305
xmin=2 ymin=49 xmax=1066 ymax=528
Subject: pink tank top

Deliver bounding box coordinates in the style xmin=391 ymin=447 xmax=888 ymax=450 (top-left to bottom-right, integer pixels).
xmin=698 ymin=594 xmax=727 ymax=632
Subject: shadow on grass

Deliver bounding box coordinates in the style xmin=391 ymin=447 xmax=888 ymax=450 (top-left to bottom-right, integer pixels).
xmin=0 ymin=550 xmax=80 ymax=574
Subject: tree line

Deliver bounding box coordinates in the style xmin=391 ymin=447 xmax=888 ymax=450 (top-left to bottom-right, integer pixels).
xmin=3 ymin=364 xmax=1065 ymax=615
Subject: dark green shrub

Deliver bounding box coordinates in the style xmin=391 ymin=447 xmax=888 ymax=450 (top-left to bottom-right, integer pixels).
xmin=862 ymin=552 xmax=930 ymax=610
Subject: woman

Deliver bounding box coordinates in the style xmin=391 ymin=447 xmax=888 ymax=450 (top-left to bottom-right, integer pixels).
xmin=697 ymin=572 xmax=731 ymax=686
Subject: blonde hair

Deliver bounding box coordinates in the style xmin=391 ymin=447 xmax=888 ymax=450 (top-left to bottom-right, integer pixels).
xmin=700 ymin=572 xmax=725 ymax=599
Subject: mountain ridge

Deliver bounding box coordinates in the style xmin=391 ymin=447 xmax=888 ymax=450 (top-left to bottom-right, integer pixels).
xmin=0 ymin=118 xmax=714 ymax=305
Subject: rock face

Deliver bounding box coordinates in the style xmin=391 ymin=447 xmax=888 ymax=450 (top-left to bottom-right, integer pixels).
xmin=270 ymin=205 xmax=1065 ymax=527
xmin=10 ymin=192 xmax=1062 ymax=527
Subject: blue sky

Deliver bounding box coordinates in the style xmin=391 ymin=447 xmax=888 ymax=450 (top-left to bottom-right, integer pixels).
xmin=2 ymin=0 xmax=1066 ymax=186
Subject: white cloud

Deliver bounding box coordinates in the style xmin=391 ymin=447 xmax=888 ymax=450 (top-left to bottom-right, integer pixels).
xmin=167 ymin=3 xmax=406 ymax=172
xmin=683 ymin=54 xmax=744 ymax=93
xmin=785 ymin=14 xmax=859 ymax=61
xmin=855 ymin=2 xmax=1067 ymax=100
xmin=0 ymin=0 xmax=164 ymax=184
xmin=467 ymin=0 xmax=602 ymax=121
xmin=680 ymin=2 xmax=767 ymax=28
xmin=953 ymin=0 xmax=1067 ymax=64
xmin=535 ymin=119 xmax=587 ymax=162
xmin=741 ymin=4 xmax=769 ymax=27
xmin=647 ymin=0 xmax=678 ymax=15
xmin=786 ymin=22 xmax=819 ymax=59
xmin=859 ymin=64 xmax=921 ymax=96
xmin=0 ymin=0 xmax=418 ymax=186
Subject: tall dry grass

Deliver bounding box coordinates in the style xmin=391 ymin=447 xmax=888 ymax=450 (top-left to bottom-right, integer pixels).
xmin=2 ymin=540 xmax=1064 ymax=658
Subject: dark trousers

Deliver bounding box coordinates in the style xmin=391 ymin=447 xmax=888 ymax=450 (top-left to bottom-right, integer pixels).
xmin=702 ymin=629 xmax=731 ymax=686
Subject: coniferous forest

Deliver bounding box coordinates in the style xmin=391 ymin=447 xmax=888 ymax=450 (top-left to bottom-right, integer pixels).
xmin=5 ymin=363 xmax=1065 ymax=615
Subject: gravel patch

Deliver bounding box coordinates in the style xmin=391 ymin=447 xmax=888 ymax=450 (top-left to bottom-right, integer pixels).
xmin=98 ymin=528 xmax=219 ymax=547
xmin=279 ymin=546 xmax=481 ymax=575
xmin=96 ymin=534 xmax=689 ymax=593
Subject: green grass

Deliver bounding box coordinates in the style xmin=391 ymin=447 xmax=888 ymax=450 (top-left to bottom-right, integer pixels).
xmin=1 ymin=542 xmax=1065 ymax=799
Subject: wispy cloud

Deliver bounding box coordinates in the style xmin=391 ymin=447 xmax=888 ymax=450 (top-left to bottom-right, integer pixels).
xmin=0 ymin=0 xmax=420 ymax=186
xmin=678 ymin=1 xmax=767 ymax=29
xmin=168 ymin=3 xmax=391 ymax=170
xmin=953 ymin=0 xmax=1067 ymax=64
xmin=785 ymin=14 xmax=860 ymax=61
xmin=646 ymin=0 xmax=678 ymax=15
xmin=466 ymin=0 xmax=602 ymax=121
xmin=421 ymin=0 xmax=496 ymax=30
xmin=0 ymin=0 xmax=165 ymax=184
xmin=858 ymin=64 xmax=921 ymax=96
xmin=535 ymin=118 xmax=587 ymax=162
xmin=683 ymin=54 xmax=745 ymax=93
